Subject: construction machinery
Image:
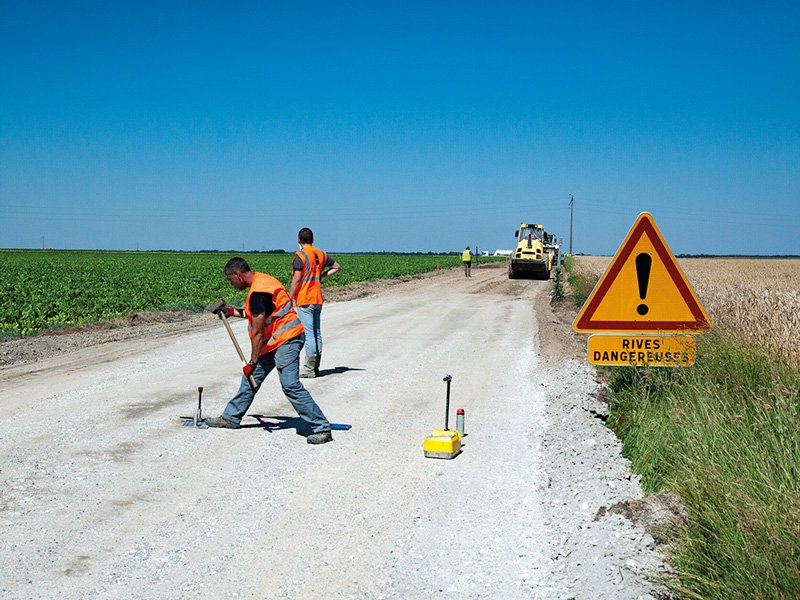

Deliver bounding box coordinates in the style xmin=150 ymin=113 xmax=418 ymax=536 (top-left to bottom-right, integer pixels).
xmin=508 ymin=223 xmax=554 ymax=280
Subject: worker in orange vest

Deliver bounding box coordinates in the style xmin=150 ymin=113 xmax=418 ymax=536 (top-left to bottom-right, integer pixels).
xmin=207 ymin=257 xmax=333 ymax=444
xmin=289 ymin=227 xmax=340 ymax=378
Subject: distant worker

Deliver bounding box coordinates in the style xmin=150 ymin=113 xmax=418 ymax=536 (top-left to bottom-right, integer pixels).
xmin=207 ymin=257 xmax=333 ymax=444
xmin=289 ymin=227 xmax=340 ymax=378
xmin=462 ymin=245 xmax=472 ymax=277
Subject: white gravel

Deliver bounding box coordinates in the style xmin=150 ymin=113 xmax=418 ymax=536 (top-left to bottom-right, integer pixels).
xmin=0 ymin=265 xmax=667 ymax=599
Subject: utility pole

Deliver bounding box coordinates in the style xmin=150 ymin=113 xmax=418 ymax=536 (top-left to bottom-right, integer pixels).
xmin=568 ymin=194 xmax=574 ymax=255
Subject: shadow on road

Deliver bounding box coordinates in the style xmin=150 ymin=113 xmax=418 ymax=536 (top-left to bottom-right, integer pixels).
xmin=316 ymin=366 xmax=365 ymax=377
xmin=247 ymin=415 xmax=309 ymax=436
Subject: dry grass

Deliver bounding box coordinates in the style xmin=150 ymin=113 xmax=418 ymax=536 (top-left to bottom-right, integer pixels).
xmin=573 ymin=256 xmax=800 ymax=365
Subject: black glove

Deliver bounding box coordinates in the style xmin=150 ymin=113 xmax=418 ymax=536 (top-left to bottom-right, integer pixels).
xmin=213 ymin=304 xmax=236 ymax=317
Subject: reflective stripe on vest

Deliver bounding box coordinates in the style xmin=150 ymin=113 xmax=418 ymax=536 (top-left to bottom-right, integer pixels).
xmin=264 ymin=300 xmax=293 ymax=326
xmin=294 ymin=246 xmax=327 ymax=306
xmin=245 ymin=272 xmax=305 ymax=354
xmin=297 ymin=249 xmax=321 ymax=283
xmin=267 ymin=316 xmax=303 ymax=347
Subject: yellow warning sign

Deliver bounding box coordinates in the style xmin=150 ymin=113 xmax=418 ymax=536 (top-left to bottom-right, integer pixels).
xmin=588 ymin=335 xmax=695 ymax=366
xmin=573 ymin=212 xmax=711 ymax=333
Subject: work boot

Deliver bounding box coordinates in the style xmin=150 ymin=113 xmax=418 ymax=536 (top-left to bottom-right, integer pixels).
xmin=314 ymin=352 xmax=322 ymax=376
xmin=299 ymin=355 xmax=317 ymax=379
xmin=205 ymin=415 xmax=240 ymax=429
xmin=306 ymin=430 xmax=333 ymax=445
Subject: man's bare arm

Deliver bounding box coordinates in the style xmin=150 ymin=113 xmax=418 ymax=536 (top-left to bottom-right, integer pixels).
xmin=323 ymin=260 xmax=340 ymax=278
xmin=289 ymin=269 xmax=302 ymax=301
xmin=249 ymin=312 xmax=266 ymax=364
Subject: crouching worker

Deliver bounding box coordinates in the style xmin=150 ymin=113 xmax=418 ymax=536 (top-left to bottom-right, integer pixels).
xmin=207 ymin=257 xmax=333 ymax=444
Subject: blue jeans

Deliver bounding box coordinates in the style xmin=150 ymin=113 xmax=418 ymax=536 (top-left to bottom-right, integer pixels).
xmin=221 ymin=335 xmax=330 ymax=433
xmin=295 ymin=304 xmax=323 ymax=359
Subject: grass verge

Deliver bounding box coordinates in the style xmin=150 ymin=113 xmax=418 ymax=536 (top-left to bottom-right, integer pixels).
xmin=605 ymin=335 xmax=799 ymax=598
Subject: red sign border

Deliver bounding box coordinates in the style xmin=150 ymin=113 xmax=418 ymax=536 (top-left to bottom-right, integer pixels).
xmin=573 ymin=213 xmax=711 ymax=332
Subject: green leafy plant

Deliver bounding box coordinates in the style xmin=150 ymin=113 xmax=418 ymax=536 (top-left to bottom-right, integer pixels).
xmin=550 ymin=267 xmax=565 ymax=301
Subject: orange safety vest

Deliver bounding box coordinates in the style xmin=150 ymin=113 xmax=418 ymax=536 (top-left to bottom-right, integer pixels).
xmin=293 ymin=245 xmax=329 ymax=306
xmin=245 ymin=272 xmax=305 ymax=355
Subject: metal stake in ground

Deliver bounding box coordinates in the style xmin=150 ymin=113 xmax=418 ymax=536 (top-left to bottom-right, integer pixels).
xmin=195 ymin=386 xmax=203 ymax=426
xmin=184 ymin=386 xmax=209 ymax=429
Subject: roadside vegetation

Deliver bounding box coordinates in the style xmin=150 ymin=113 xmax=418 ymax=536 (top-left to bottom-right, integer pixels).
xmin=567 ymin=256 xmax=800 ymax=599
xmin=562 ymin=255 xmax=593 ymax=307
xmin=0 ymin=250 xmax=503 ymax=337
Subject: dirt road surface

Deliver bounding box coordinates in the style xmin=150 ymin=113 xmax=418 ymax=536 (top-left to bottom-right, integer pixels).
xmin=0 ymin=264 xmax=666 ymax=599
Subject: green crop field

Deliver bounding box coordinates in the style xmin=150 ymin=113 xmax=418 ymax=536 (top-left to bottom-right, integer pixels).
xmin=0 ymin=250 xmax=493 ymax=337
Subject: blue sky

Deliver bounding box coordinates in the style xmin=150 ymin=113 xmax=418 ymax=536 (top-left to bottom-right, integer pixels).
xmin=1 ymin=1 xmax=798 ymax=255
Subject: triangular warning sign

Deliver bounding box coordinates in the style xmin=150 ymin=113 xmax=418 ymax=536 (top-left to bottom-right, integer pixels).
xmin=573 ymin=212 xmax=711 ymax=333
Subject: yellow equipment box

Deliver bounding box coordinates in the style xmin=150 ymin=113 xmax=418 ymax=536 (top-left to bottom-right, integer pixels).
xmin=424 ymin=429 xmax=462 ymax=459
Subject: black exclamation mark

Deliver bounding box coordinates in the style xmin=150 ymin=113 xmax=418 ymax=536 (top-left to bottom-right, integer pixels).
xmin=636 ymin=253 xmax=652 ymax=316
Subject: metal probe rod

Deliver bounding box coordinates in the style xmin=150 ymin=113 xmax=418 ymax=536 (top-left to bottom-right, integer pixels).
xmin=443 ymin=374 xmax=452 ymax=430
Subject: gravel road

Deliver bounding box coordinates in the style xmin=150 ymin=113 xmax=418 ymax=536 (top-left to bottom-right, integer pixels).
xmin=0 ymin=264 xmax=666 ymax=599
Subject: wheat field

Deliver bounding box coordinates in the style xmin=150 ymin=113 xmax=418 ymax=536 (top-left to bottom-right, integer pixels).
xmin=572 ymin=256 xmax=800 ymax=365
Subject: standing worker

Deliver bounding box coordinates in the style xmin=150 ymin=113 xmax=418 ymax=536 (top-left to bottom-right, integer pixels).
xmin=207 ymin=257 xmax=333 ymax=444
xmin=289 ymin=227 xmax=340 ymax=378
xmin=461 ymin=245 xmax=472 ymax=277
